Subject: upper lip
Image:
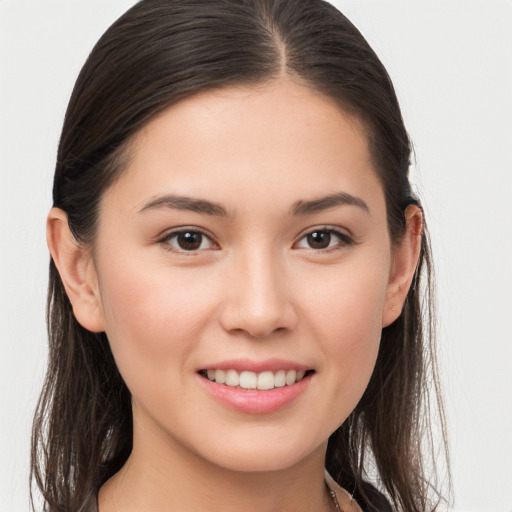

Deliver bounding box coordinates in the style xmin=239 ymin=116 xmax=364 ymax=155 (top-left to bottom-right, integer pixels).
xmin=198 ymin=358 xmax=311 ymax=373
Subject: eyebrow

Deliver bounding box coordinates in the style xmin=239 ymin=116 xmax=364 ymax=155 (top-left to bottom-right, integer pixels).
xmin=138 ymin=191 xmax=369 ymax=217
xmin=290 ymin=192 xmax=370 ymax=216
xmin=138 ymin=195 xmax=229 ymax=216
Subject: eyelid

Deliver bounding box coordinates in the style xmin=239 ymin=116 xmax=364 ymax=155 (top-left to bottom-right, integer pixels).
xmin=155 ymin=224 xmax=355 ymax=254
xmin=157 ymin=226 xmax=219 ymax=253
xmin=293 ymin=225 xmax=355 ymax=251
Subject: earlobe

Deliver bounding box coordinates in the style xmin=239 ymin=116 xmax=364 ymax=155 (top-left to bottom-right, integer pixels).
xmin=46 ymin=208 xmax=106 ymax=333
xmin=382 ymin=205 xmax=423 ymax=327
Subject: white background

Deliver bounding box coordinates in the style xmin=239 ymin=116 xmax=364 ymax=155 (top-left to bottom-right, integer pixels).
xmin=1 ymin=1 xmax=511 ymax=511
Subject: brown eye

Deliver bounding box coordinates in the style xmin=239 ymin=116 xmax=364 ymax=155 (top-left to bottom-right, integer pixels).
xmin=307 ymin=231 xmax=331 ymax=249
xmin=295 ymin=228 xmax=353 ymax=251
xmin=177 ymin=231 xmax=203 ymax=250
xmin=161 ymin=229 xmax=216 ymax=253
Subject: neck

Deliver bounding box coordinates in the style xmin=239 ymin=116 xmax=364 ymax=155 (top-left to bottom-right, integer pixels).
xmin=99 ymin=421 xmax=333 ymax=512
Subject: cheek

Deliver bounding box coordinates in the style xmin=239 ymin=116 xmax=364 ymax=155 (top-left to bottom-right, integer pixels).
xmin=298 ymin=261 xmax=389 ymax=405
xmin=97 ymin=260 xmax=217 ymax=378
xmin=301 ymin=259 xmax=389 ymax=339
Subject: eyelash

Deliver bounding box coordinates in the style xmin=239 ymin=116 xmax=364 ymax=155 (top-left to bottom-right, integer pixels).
xmin=158 ymin=228 xmax=218 ymax=254
xmin=294 ymin=227 xmax=354 ymax=252
xmin=158 ymin=226 xmax=354 ymax=254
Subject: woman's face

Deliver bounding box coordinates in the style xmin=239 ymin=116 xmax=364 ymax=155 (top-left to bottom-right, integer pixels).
xmin=89 ymin=79 xmax=400 ymax=472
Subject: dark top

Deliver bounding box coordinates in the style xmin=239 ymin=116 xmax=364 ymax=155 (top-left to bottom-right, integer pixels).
xmin=326 ymin=470 xmax=395 ymax=512
xmin=354 ymin=481 xmax=395 ymax=512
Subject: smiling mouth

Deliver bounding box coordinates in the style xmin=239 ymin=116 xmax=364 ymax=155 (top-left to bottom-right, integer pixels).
xmin=198 ymin=369 xmax=314 ymax=391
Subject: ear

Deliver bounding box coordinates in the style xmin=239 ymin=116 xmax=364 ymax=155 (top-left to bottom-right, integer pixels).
xmin=382 ymin=205 xmax=423 ymax=327
xmin=46 ymin=208 xmax=106 ymax=333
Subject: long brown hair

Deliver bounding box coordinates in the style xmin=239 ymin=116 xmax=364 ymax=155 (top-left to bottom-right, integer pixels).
xmin=31 ymin=1 xmax=449 ymax=510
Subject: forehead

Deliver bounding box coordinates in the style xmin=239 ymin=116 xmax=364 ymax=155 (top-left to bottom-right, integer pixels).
xmin=103 ymin=78 xmax=384 ymax=218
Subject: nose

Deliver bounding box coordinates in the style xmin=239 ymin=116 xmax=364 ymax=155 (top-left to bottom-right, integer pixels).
xmin=219 ymin=249 xmax=298 ymax=338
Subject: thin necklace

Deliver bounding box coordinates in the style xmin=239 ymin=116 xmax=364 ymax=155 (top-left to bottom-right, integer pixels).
xmin=326 ymin=480 xmax=344 ymax=511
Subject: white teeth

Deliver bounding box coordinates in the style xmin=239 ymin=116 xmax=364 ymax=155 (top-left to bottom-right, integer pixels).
xmin=274 ymin=370 xmax=286 ymax=387
xmin=257 ymin=371 xmax=274 ymax=390
xmin=205 ymin=368 xmax=309 ymax=390
xmin=225 ymin=369 xmax=240 ymax=387
xmin=239 ymin=371 xmax=257 ymax=389
xmin=285 ymin=370 xmax=297 ymax=386
xmin=214 ymin=369 xmax=226 ymax=384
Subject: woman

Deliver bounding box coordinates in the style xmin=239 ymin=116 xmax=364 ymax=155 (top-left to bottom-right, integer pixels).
xmin=31 ymin=0 xmax=448 ymax=511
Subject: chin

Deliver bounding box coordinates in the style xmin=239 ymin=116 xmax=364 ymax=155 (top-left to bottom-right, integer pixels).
xmin=189 ymin=431 xmax=327 ymax=474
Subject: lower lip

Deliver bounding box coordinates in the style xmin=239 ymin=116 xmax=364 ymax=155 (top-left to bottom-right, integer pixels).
xmin=198 ymin=374 xmax=312 ymax=414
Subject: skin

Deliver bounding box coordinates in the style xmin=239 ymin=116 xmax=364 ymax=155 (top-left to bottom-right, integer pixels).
xmin=47 ymin=78 xmax=422 ymax=512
